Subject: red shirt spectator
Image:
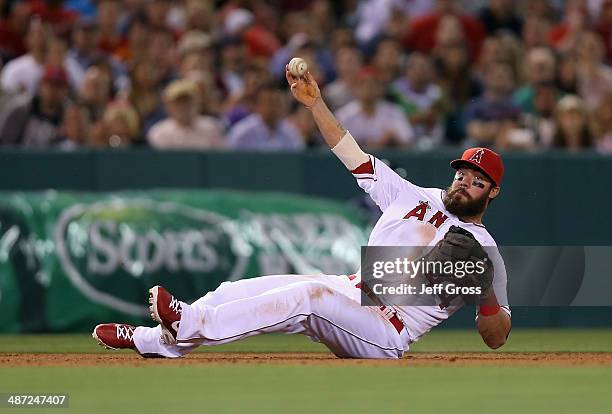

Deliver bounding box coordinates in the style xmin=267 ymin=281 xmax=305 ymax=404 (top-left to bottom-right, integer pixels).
xmin=596 ymin=0 xmax=612 ymax=61
xmin=403 ymin=12 xmax=485 ymax=60
xmin=28 ymin=0 xmax=77 ymax=36
xmin=223 ymin=8 xmax=280 ymax=59
xmin=548 ymin=3 xmax=589 ymax=53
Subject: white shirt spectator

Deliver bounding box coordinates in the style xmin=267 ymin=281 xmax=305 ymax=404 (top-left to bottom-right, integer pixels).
xmin=1 ymin=54 xmax=84 ymax=95
xmin=391 ymin=78 xmax=444 ymax=142
xmin=324 ymin=80 xmax=355 ymax=111
xmin=355 ymin=0 xmax=433 ymax=44
xmin=0 ymin=55 xmax=43 ymax=94
xmin=148 ymin=116 xmax=224 ymax=149
xmin=336 ymin=100 xmax=414 ymax=147
xmin=227 ymin=113 xmax=305 ymax=151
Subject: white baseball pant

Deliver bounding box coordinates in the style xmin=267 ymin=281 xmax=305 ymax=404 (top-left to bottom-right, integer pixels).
xmin=132 ymin=274 xmax=410 ymax=359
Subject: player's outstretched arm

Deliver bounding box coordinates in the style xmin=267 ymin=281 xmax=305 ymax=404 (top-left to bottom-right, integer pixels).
xmin=286 ymin=67 xmax=344 ymax=148
xmin=286 ymin=66 xmax=369 ymax=170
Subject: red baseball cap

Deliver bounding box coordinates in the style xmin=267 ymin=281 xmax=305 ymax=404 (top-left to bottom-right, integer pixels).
xmin=450 ymin=147 xmax=504 ymax=186
xmin=42 ymin=65 xmax=68 ymax=85
xmin=357 ymin=66 xmax=380 ymax=80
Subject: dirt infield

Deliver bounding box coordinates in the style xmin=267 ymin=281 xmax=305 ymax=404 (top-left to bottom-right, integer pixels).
xmin=2 ymin=352 xmax=612 ymax=367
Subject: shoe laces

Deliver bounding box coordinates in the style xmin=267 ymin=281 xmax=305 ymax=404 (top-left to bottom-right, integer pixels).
xmin=116 ymin=325 xmax=135 ymax=341
xmin=169 ymin=297 xmax=182 ymax=314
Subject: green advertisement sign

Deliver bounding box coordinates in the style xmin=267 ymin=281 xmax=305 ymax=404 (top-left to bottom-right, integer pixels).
xmin=0 ymin=190 xmax=368 ymax=333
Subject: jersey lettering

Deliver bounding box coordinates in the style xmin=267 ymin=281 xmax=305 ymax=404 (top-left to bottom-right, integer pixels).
xmin=403 ymin=202 xmax=449 ymax=229
xmin=403 ymin=201 xmax=430 ymax=221
xmin=427 ymin=211 xmax=449 ymax=228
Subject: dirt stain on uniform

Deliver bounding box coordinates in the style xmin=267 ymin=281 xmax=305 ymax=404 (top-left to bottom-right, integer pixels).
xmin=417 ymin=224 xmax=436 ymax=245
xmin=310 ymin=286 xmax=334 ymax=300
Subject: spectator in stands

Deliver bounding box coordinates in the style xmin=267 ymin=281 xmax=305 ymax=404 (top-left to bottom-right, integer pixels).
xmin=223 ymin=8 xmax=280 ymax=59
xmin=284 ymin=102 xmax=320 ymax=147
xmin=464 ymin=62 xmax=522 ymax=149
xmin=521 ymin=16 xmax=552 ymax=49
xmin=148 ymin=79 xmax=224 ymax=150
xmin=227 ymin=83 xmax=304 ymax=150
xmin=323 ymin=43 xmax=363 ymax=111
xmin=371 ymin=36 xmax=403 ymax=84
xmin=573 ymin=31 xmax=612 ymax=109
xmin=524 ymin=0 xmax=558 ymax=22
xmin=78 ymin=65 xmax=113 ymax=122
xmin=477 ymin=0 xmax=523 ymax=37
xmin=522 ymin=81 xmax=560 ymax=148
xmin=113 ymin=14 xmax=150 ymax=65
xmin=403 ymin=0 xmax=486 ymax=60
xmin=591 ymin=91 xmax=612 ymax=153
xmin=145 ymin=0 xmax=174 ymax=32
xmin=185 ymin=69 xmax=222 ymax=118
xmin=0 ymin=0 xmax=607 ymax=153
xmin=68 ymin=17 xmax=100 ymax=77
xmin=65 ymin=0 xmax=97 ymax=19
xmin=148 ymin=27 xmax=177 ymax=85
xmin=476 ymin=34 xmax=522 ymax=82
xmin=336 ymin=67 xmax=414 ymax=148
xmin=354 ymin=0 xmax=433 ymax=47
xmin=549 ymin=0 xmax=589 ymax=54
xmin=558 ymin=51 xmax=579 ymax=95
xmin=56 ymin=102 xmax=91 ymax=149
xmin=126 ymin=58 xmax=166 ymax=136
xmin=0 ymin=17 xmax=49 ymax=94
xmin=90 ymin=101 xmax=140 ymax=147
xmin=96 ymin=0 xmax=123 ymax=54
xmin=28 ymin=0 xmax=77 ymax=37
xmin=183 ymin=0 xmax=214 ymax=33
xmin=389 ymin=52 xmax=444 ymax=145
xmin=596 ymin=0 xmax=612 ymax=62
xmin=223 ymin=63 xmax=271 ymax=127
xmin=513 ymin=47 xmax=557 ymax=114
xmin=0 ymin=1 xmax=29 ymax=63
xmin=433 ymin=37 xmax=482 ymax=143
xmin=270 ymin=11 xmax=333 ymax=82
xmin=177 ymin=31 xmax=215 ymax=77
xmin=553 ymin=95 xmax=593 ymax=150
xmin=46 ymin=35 xmax=82 ymax=92
xmin=0 ymin=65 xmax=70 ymax=147
xmin=217 ymin=36 xmax=247 ymax=100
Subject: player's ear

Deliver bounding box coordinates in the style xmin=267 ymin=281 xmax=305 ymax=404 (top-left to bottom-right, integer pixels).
xmin=489 ymin=186 xmax=500 ymax=200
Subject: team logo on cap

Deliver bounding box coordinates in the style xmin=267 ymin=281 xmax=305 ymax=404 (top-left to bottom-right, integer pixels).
xmin=469 ymin=149 xmax=485 ymax=164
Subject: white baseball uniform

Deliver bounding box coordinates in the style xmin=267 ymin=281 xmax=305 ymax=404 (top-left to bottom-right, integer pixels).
xmin=132 ymin=155 xmax=509 ymax=359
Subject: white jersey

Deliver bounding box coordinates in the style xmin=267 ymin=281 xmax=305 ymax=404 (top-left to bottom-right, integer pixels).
xmin=353 ymin=155 xmax=510 ymax=343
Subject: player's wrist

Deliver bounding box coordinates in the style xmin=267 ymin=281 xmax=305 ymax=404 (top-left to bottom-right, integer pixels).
xmin=478 ymin=305 xmax=500 ymax=316
xmin=478 ymin=290 xmax=500 ymax=316
xmin=307 ymin=96 xmax=324 ymax=111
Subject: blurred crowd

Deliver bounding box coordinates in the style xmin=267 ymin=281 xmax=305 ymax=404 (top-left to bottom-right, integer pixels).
xmin=0 ymin=0 xmax=611 ymax=152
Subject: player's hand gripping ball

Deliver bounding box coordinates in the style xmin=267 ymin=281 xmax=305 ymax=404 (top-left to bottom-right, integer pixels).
xmin=286 ymin=60 xmax=320 ymax=109
xmin=288 ymin=57 xmax=308 ymax=77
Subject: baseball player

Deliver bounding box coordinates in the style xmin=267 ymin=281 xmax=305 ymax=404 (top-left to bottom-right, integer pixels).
xmin=93 ymin=67 xmax=511 ymax=359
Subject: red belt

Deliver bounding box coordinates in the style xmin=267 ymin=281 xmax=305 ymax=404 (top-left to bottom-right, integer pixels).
xmin=377 ymin=305 xmax=405 ymax=334
xmin=348 ymin=275 xmax=405 ymax=335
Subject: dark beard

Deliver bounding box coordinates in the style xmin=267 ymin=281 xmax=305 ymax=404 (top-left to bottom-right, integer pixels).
xmin=443 ymin=186 xmax=490 ymax=218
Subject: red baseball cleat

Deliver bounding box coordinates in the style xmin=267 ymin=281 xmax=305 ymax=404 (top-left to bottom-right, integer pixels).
xmin=148 ymin=285 xmax=182 ymax=344
xmin=92 ymin=323 xmax=136 ymax=350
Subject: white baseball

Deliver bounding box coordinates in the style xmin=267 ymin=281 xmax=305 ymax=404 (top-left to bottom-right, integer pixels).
xmin=288 ymin=57 xmax=308 ymax=77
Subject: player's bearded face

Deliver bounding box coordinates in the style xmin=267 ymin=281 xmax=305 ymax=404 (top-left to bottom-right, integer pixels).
xmin=443 ymin=185 xmax=491 ymax=217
